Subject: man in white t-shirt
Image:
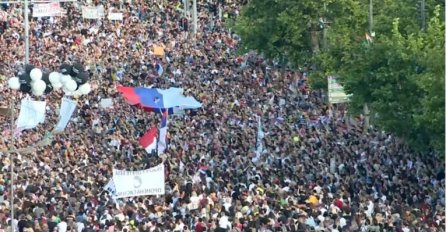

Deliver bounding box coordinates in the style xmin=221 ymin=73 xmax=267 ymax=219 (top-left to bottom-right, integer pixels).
xmin=218 ymin=212 xmax=232 ymax=230
xmin=57 ymin=219 xmax=68 ymax=232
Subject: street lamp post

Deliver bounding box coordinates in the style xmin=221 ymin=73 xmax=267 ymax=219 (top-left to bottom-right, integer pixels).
xmin=24 ymin=0 xmax=30 ymax=64
xmin=8 ymin=99 xmax=15 ymax=232
xmin=4 ymin=101 xmax=54 ymax=232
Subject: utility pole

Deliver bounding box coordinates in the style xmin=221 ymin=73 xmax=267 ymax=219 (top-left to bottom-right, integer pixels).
xmin=184 ymin=0 xmax=188 ymax=18
xmin=8 ymin=99 xmax=15 ymax=232
xmin=419 ymin=0 xmax=427 ymax=31
xmin=322 ymin=2 xmax=327 ymax=50
xmin=369 ymin=0 xmax=373 ymax=34
xmin=192 ymin=0 xmax=197 ymax=34
xmin=364 ymin=0 xmax=373 ymax=130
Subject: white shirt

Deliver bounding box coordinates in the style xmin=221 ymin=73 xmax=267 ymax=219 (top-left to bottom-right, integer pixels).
xmin=76 ymin=222 xmax=85 ymax=232
xmin=218 ymin=215 xmax=231 ymax=229
xmin=57 ymin=221 xmax=68 ymax=232
xmin=189 ymin=196 xmax=200 ymax=210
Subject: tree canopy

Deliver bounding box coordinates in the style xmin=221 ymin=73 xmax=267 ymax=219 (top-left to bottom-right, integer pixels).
xmin=231 ymin=0 xmax=445 ymax=156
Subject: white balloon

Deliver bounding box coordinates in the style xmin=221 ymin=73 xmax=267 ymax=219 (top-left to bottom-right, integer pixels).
xmin=30 ymin=68 xmax=43 ymax=81
xmin=32 ymin=89 xmax=44 ymax=96
xmin=78 ymin=83 xmax=91 ymax=95
xmin=60 ymin=75 xmax=72 ymax=84
xmin=52 ymin=82 xmax=63 ymax=90
xmin=8 ymin=77 xmax=21 ymax=90
xmin=65 ymin=79 xmax=77 ymax=92
xmin=49 ymin=72 xmax=61 ymax=84
xmin=63 ymin=88 xmax=73 ymax=96
xmin=32 ymin=79 xmax=46 ymax=93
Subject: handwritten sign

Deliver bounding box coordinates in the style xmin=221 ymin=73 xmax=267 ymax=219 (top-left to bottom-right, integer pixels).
xmin=153 ymin=46 xmax=165 ymax=56
xmin=108 ymin=12 xmax=123 ymax=21
xmin=82 ymin=6 xmax=104 ymax=19
xmin=33 ymin=3 xmax=61 ymax=17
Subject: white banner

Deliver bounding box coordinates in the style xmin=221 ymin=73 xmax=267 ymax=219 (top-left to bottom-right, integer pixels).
xmin=82 ymin=6 xmax=104 ymax=19
xmin=113 ymin=164 xmax=165 ymax=198
xmin=107 ymin=12 xmax=123 ymax=21
xmin=100 ymin=98 xmax=113 ymax=109
xmin=33 ymin=3 xmax=61 ymax=17
xmin=54 ymin=97 xmax=77 ymax=132
xmin=16 ymin=98 xmax=46 ymax=130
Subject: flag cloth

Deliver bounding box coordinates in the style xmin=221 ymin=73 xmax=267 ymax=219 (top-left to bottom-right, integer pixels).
xmin=157 ymin=110 xmax=168 ymax=155
xmin=16 ymin=98 xmax=46 ymax=130
xmin=117 ymin=85 xmax=202 ymax=112
xmin=54 ymin=97 xmax=77 ymax=132
xmin=139 ymin=127 xmax=158 ymax=154
xmin=156 ymin=63 xmax=164 ymax=76
xmin=254 ymin=115 xmax=265 ymax=162
xmin=365 ymin=32 xmax=373 ymax=43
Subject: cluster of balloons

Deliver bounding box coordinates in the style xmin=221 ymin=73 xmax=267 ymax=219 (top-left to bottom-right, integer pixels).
xmin=7 ymin=63 xmax=91 ymax=97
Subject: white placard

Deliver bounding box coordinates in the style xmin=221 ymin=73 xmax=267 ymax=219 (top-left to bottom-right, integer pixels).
xmin=113 ymin=164 xmax=165 ymax=198
xmin=33 ymin=3 xmax=61 ymax=17
xmin=100 ymin=98 xmax=113 ymax=109
xmin=108 ymin=12 xmax=123 ymax=21
xmin=16 ymin=98 xmax=46 ymax=130
xmin=82 ymin=6 xmax=103 ymax=19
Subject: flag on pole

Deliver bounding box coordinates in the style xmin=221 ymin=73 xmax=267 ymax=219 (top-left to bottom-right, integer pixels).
xmin=156 ymin=63 xmax=164 ymax=76
xmin=254 ymin=115 xmax=265 ymax=161
xmin=157 ymin=110 xmax=169 ymax=155
xmin=139 ymin=127 xmax=158 ymax=154
xmin=365 ymin=32 xmax=373 ymax=43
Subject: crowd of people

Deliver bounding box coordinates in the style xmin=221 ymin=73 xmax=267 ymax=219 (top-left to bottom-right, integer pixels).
xmin=0 ymin=0 xmax=444 ymax=231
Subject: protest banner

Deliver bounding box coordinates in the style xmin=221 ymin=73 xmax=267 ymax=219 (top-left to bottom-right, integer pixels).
xmin=33 ymin=3 xmax=61 ymax=17
xmin=82 ymin=6 xmax=104 ymax=19
xmin=108 ymin=12 xmax=123 ymax=21
xmin=153 ymin=46 xmax=165 ymax=56
xmin=112 ymin=164 xmax=165 ymax=198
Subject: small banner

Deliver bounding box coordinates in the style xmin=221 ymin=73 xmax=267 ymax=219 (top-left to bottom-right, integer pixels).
xmin=328 ymin=76 xmax=351 ymax=104
xmin=82 ymin=6 xmax=104 ymax=19
xmin=113 ymin=164 xmax=165 ymax=198
xmin=153 ymin=46 xmax=165 ymax=56
xmin=33 ymin=3 xmax=62 ymax=17
xmin=108 ymin=12 xmax=123 ymax=21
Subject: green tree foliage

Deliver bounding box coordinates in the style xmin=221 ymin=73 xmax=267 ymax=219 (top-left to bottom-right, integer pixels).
xmin=232 ymin=0 xmax=445 ymax=155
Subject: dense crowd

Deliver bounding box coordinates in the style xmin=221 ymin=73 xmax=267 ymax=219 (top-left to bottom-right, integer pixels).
xmin=0 ymin=0 xmax=444 ymax=231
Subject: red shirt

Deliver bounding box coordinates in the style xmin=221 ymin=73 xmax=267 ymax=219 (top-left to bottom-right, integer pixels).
xmin=335 ymin=199 xmax=343 ymax=209
xmin=195 ymin=222 xmax=204 ymax=232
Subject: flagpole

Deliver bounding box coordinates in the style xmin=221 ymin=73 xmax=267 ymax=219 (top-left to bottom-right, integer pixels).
xmin=8 ymin=99 xmax=15 ymax=232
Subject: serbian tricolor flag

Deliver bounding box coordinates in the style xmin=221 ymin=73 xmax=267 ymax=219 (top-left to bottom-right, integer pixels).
xmin=117 ymin=85 xmax=202 ymax=113
xmin=139 ymin=127 xmax=158 ymax=154
xmin=157 ymin=110 xmax=169 ymax=155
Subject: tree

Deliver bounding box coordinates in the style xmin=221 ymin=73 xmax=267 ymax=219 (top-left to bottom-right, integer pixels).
xmin=336 ymin=6 xmax=444 ymax=155
xmin=232 ymin=0 xmax=445 ymax=155
xmin=231 ymin=0 xmax=330 ymax=68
